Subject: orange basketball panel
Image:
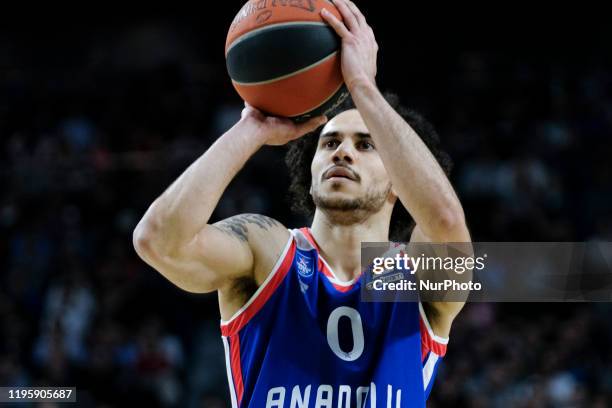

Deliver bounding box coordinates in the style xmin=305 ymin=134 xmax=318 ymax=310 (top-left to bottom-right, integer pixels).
xmin=226 ymin=0 xmax=343 ymax=52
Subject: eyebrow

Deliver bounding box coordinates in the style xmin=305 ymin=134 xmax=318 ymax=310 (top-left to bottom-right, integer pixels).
xmin=320 ymin=131 xmax=371 ymax=139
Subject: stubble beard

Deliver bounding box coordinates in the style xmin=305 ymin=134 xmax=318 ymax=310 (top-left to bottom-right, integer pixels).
xmin=312 ymin=182 xmax=393 ymax=225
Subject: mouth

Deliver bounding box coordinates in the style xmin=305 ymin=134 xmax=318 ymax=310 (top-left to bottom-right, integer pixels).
xmin=324 ymin=166 xmax=358 ymax=181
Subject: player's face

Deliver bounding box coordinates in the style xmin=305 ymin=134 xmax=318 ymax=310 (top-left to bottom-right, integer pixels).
xmin=310 ymin=109 xmax=395 ymax=216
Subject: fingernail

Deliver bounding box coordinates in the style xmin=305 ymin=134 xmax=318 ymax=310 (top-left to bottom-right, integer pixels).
xmin=321 ymin=8 xmax=329 ymax=15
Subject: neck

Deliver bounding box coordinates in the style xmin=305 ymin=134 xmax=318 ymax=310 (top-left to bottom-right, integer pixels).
xmin=310 ymin=209 xmax=390 ymax=282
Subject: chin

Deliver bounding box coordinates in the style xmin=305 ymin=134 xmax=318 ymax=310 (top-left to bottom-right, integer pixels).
xmin=322 ymin=187 xmax=358 ymax=198
xmin=325 ymin=179 xmax=358 ymax=190
xmin=317 ymin=191 xmax=362 ymax=205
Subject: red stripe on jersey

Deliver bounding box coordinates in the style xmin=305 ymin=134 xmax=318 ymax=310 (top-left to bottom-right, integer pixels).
xmin=330 ymin=282 xmax=354 ymax=292
xmin=420 ymin=316 xmax=448 ymax=361
xmin=221 ymin=240 xmax=296 ymax=337
xmin=230 ymin=334 xmax=244 ymax=404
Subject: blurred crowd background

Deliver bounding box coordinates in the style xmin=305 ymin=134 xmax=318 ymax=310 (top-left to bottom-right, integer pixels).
xmin=1 ymin=8 xmax=611 ymax=408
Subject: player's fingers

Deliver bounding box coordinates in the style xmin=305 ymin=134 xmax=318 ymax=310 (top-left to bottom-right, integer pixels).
xmin=244 ymin=101 xmax=258 ymax=112
xmin=246 ymin=103 xmax=265 ymax=116
xmin=321 ymin=8 xmax=351 ymax=38
xmin=369 ymin=27 xmax=379 ymax=49
xmin=330 ymin=0 xmax=360 ymax=31
xmin=344 ymin=0 xmax=367 ymax=28
xmin=242 ymin=102 xmax=265 ymax=119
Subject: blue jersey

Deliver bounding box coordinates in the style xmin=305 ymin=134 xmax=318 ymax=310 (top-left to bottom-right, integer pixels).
xmin=220 ymin=227 xmax=449 ymax=408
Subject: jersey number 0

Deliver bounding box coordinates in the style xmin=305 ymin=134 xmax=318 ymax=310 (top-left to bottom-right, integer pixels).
xmin=326 ymin=306 xmax=364 ymax=361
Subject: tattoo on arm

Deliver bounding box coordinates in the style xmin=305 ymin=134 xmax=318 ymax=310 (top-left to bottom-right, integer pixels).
xmin=213 ymin=214 xmax=281 ymax=242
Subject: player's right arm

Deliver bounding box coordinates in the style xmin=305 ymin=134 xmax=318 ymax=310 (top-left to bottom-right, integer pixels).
xmin=132 ymin=104 xmax=327 ymax=294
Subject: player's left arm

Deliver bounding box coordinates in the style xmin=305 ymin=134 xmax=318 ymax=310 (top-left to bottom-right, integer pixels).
xmin=322 ymin=0 xmax=471 ymax=338
xmin=410 ymin=226 xmax=471 ymax=338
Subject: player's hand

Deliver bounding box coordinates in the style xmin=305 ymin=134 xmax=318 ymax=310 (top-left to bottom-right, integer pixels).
xmin=239 ymin=103 xmax=328 ymax=146
xmin=321 ymin=0 xmax=378 ymax=92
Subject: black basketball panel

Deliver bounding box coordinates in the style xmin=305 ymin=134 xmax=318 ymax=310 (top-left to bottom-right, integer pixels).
xmin=226 ymin=23 xmax=340 ymax=84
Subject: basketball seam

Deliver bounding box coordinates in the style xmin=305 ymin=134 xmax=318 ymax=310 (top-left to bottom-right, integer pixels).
xmin=232 ymin=50 xmax=338 ymax=86
xmin=226 ymin=21 xmax=329 ymax=55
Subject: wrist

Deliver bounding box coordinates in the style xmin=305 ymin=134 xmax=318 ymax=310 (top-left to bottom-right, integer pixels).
xmin=346 ymin=76 xmax=377 ymax=95
xmin=225 ymin=118 xmax=268 ymax=151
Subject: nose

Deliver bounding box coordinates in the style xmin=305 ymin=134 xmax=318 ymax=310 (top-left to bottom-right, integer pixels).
xmin=332 ymin=141 xmax=355 ymax=164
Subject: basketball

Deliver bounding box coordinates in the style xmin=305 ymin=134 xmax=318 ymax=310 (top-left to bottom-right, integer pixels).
xmin=225 ymin=0 xmax=349 ymax=122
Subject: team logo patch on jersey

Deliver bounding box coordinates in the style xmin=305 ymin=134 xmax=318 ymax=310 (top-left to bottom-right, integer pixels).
xmin=295 ymin=252 xmax=314 ymax=278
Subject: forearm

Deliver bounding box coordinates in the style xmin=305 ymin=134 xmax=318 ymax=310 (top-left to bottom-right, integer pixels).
xmin=349 ymin=81 xmax=466 ymax=240
xmin=136 ymin=120 xmax=266 ymax=253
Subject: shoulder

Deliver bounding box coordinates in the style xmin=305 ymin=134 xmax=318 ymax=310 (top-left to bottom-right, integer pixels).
xmin=213 ymin=214 xmax=291 ymax=279
xmin=214 ymin=214 xmax=293 ymax=312
xmin=213 ymin=214 xmax=288 ymax=242
xmin=213 ymin=214 xmax=292 ymax=280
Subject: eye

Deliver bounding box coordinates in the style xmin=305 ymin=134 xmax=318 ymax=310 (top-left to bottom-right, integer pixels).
xmin=323 ymin=139 xmax=340 ymax=149
xmin=358 ymin=141 xmax=374 ymax=150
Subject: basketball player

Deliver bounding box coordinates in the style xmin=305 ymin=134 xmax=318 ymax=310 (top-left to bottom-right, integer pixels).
xmin=133 ymin=0 xmax=471 ymax=406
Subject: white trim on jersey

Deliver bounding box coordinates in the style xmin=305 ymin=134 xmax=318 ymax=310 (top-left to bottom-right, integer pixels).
xmin=318 ymin=255 xmax=359 ymax=287
xmin=222 ymin=337 xmax=239 ymax=408
xmin=418 ymin=302 xmax=449 ymax=345
xmin=292 ymin=228 xmax=315 ymax=251
xmin=220 ymin=231 xmax=294 ymax=326
xmin=422 ymin=352 xmax=440 ymax=391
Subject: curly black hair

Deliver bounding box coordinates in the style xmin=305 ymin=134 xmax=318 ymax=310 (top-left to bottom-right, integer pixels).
xmin=285 ymin=91 xmax=453 ymax=241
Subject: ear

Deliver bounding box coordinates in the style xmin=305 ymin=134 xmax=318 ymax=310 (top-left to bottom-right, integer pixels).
xmin=309 ymin=185 xmax=313 ymax=196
